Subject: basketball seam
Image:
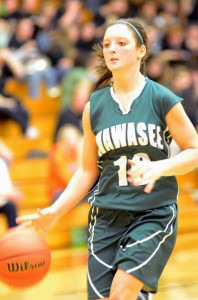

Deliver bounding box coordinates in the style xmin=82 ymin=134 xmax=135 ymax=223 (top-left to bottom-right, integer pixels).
xmin=0 ymin=249 xmax=50 ymax=262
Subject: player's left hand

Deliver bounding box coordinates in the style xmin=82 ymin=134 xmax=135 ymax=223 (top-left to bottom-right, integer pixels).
xmin=127 ymin=157 xmax=164 ymax=193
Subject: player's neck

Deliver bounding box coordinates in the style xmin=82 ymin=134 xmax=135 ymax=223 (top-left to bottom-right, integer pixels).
xmin=112 ymin=69 xmax=145 ymax=95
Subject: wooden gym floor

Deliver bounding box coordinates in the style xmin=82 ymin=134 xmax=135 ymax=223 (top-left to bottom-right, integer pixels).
xmin=0 ymin=235 xmax=198 ymax=300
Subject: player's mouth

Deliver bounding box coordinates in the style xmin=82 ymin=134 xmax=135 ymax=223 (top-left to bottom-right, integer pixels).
xmin=110 ymin=58 xmax=119 ymax=62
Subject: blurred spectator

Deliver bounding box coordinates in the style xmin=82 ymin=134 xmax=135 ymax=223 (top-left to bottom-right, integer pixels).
xmin=35 ymin=0 xmax=58 ymax=31
xmin=20 ymin=0 xmax=40 ymax=17
xmin=34 ymin=1 xmax=60 ymax=52
xmin=54 ymin=74 xmax=92 ymax=140
xmin=154 ymin=0 xmax=181 ymax=29
xmin=35 ymin=2 xmax=78 ymax=83
xmin=138 ymin=0 xmax=159 ymax=25
xmin=190 ymin=63 xmax=198 ymax=121
xmin=168 ymin=65 xmax=198 ymax=131
xmin=147 ymin=55 xmax=173 ymax=86
xmin=0 ymin=92 xmax=30 ymax=137
xmin=75 ymin=21 xmax=101 ymax=65
xmin=0 ymin=48 xmax=39 ymax=138
xmin=56 ymin=0 xmax=93 ymax=28
xmin=60 ymin=67 xmax=90 ymax=109
xmin=1 ymin=0 xmax=21 ymax=25
xmin=183 ymin=24 xmax=198 ymax=62
xmin=0 ymin=140 xmax=23 ymax=228
xmin=82 ymin=0 xmax=107 ymax=13
xmin=1 ymin=0 xmax=39 ymax=22
xmin=160 ymin=24 xmax=190 ymax=63
xmin=146 ymin=24 xmax=163 ymax=56
xmin=0 ymin=47 xmax=25 ymax=81
xmin=161 ymin=24 xmax=185 ymax=51
xmin=8 ymin=17 xmax=61 ymax=99
xmin=179 ymin=0 xmax=198 ymax=24
xmin=0 ymin=18 xmax=12 ymax=48
xmin=48 ymin=124 xmax=82 ymax=202
xmin=102 ymin=0 xmax=133 ymax=19
xmin=47 ymin=25 xmax=77 ymax=81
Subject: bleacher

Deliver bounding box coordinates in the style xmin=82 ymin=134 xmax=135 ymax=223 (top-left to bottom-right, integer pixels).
xmin=0 ymin=79 xmax=198 ymax=269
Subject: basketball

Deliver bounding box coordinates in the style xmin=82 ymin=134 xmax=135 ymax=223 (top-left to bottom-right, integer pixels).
xmin=0 ymin=228 xmax=51 ymax=288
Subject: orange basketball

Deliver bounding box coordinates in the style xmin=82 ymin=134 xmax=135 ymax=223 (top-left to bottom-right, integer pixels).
xmin=0 ymin=228 xmax=51 ymax=288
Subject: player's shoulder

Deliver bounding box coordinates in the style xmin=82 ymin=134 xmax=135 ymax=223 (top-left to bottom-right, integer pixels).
xmin=90 ymin=85 xmax=111 ymax=102
xmin=147 ymin=78 xmax=178 ymax=98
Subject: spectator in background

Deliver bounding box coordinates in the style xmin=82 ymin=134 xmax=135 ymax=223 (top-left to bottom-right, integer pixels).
xmin=35 ymin=1 xmax=77 ymax=83
xmin=55 ymin=0 xmax=93 ymax=28
xmin=82 ymin=0 xmax=107 ymax=13
xmin=54 ymin=76 xmax=92 ymax=140
xmin=168 ymin=65 xmax=198 ymax=131
xmin=183 ymin=24 xmax=198 ymax=62
xmin=0 ymin=91 xmax=30 ymax=137
xmin=0 ymin=139 xmax=23 ymax=228
xmin=0 ymin=47 xmax=39 ymax=138
xmin=102 ymin=0 xmax=133 ymax=20
xmin=146 ymin=24 xmax=162 ymax=56
xmin=146 ymin=55 xmax=172 ymax=86
xmin=190 ymin=63 xmax=198 ymax=123
xmin=60 ymin=66 xmax=90 ymax=109
xmin=48 ymin=124 xmax=82 ymax=203
xmin=137 ymin=0 xmax=158 ymax=25
xmin=161 ymin=24 xmax=184 ymax=51
xmin=160 ymin=24 xmax=189 ymax=63
xmin=75 ymin=21 xmax=101 ymax=65
xmin=0 ymin=18 xmax=12 ymax=48
xmin=178 ymin=0 xmax=198 ymax=24
xmin=0 ymin=46 xmax=25 ymax=82
xmin=154 ymin=0 xmax=181 ymax=29
xmin=7 ymin=17 xmax=61 ymax=99
xmin=19 ymin=0 xmax=40 ymax=18
xmin=1 ymin=0 xmax=22 ymax=25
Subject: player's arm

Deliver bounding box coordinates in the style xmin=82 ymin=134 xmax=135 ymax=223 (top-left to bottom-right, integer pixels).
xmin=51 ymin=102 xmax=100 ymax=217
xmin=143 ymin=103 xmax=198 ymax=192
xmin=162 ymin=102 xmax=198 ymax=174
xmin=128 ymin=103 xmax=198 ymax=193
xmin=16 ymin=102 xmax=100 ymax=231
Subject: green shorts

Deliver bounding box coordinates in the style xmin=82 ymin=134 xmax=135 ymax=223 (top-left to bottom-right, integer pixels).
xmin=87 ymin=204 xmax=178 ymax=299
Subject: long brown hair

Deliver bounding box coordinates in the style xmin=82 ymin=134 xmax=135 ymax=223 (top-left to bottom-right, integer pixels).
xmin=91 ymin=18 xmax=150 ymax=92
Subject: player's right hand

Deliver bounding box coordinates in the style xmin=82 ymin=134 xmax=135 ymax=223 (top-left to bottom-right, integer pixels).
xmin=16 ymin=206 xmax=59 ymax=237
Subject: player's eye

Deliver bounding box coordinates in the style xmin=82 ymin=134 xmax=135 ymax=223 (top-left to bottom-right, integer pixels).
xmin=103 ymin=43 xmax=110 ymax=48
xmin=119 ymin=41 xmax=126 ymax=46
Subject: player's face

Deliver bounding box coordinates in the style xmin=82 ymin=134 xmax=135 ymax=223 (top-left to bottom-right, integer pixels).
xmin=103 ymin=24 xmax=141 ymax=72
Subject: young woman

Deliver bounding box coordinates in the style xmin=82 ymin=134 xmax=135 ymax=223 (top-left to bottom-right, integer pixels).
xmin=16 ymin=18 xmax=198 ymax=300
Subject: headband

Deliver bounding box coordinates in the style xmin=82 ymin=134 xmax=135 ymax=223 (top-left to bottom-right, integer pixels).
xmin=114 ymin=20 xmax=144 ymax=45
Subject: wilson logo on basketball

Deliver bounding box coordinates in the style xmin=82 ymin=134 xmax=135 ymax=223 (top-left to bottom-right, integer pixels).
xmin=7 ymin=261 xmax=46 ymax=272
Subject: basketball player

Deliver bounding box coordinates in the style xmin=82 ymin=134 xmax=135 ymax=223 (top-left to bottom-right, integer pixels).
xmin=17 ymin=18 xmax=198 ymax=300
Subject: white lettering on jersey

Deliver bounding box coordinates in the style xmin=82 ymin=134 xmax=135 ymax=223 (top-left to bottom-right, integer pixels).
xmin=96 ymin=122 xmax=165 ymax=157
xmin=137 ymin=122 xmax=148 ymax=146
xmin=127 ymin=123 xmax=138 ymax=146
xmin=111 ymin=124 xmax=127 ymax=148
xmin=96 ymin=131 xmax=106 ymax=156
xmin=102 ymin=128 xmax=114 ymax=151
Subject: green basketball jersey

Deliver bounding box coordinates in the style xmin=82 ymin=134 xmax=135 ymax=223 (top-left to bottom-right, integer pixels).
xmin=88 ymin=78 xmax=183 ymax=211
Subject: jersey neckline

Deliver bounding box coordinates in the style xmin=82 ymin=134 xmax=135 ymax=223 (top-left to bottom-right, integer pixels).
xmin=110 ymin=77 xmax=148 ymax=115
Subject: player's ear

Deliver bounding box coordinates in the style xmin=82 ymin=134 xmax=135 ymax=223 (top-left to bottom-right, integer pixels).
xmin=138 ymin=45 xmax=146 ymax=59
